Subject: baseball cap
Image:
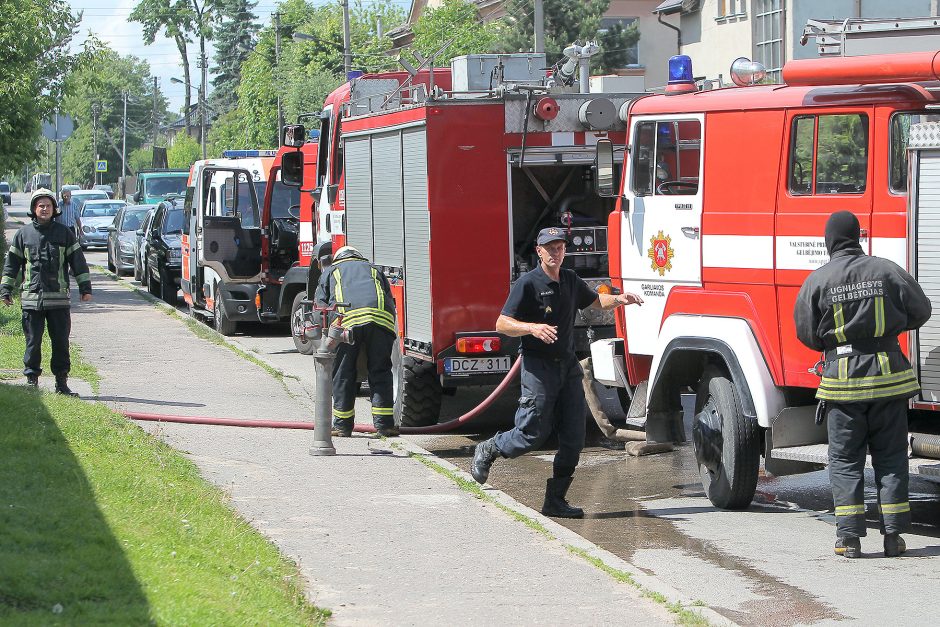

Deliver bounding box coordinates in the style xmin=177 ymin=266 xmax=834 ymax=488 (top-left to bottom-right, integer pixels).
xmin=536 ymin=227 xmax=567 ymax=246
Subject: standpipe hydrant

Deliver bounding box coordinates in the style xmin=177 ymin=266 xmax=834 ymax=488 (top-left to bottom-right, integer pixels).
xmin=302 ymin=300 xmax=353 ymax=456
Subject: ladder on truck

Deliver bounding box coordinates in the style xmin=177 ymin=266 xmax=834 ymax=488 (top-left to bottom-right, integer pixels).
xmin=801 ymin=16 xmax=940 ymax=57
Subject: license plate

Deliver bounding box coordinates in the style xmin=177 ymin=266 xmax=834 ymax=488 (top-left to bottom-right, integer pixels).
xmin=444 ymin=356 xmax=511 ymax=376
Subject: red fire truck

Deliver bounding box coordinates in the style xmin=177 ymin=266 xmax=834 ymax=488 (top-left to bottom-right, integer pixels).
xmin=281 ymin=55 xmax=641 ymax=426
xmin=587 ymin=49 xmax=940 ymax=509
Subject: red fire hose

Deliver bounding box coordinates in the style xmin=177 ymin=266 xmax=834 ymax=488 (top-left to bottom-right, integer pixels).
xmin=124 ymin=359 xmax=521 ymax=434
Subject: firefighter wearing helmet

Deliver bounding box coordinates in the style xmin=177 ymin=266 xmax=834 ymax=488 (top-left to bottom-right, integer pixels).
xmin=471 ymin=227 xmax=643 ymax=518
xmin=1 ymin=189 xmax=93 ymax=395
xmin=795 ymin=211 xmax=931 ymax=559
xmin=314 ymin=245 xmax=398 ymax=437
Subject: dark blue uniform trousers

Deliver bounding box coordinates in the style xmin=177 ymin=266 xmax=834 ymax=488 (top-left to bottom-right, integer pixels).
xmin=827 ymin=399 xmax=911 ymax=538
xmin=332 ymin=323 xmax=395 ymax=430
xmin=494 ymin=353 xmax=586 ymax=475
xmin=22 ymin=308 xmax=71 ymax=377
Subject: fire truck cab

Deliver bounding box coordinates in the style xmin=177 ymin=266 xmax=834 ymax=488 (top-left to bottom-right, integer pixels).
xmin=591 ymin=50 xmax=940 ymax=509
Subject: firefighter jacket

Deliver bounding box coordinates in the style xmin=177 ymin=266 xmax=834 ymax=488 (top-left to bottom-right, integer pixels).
xmin=315 ymin=247 xmax=394 ymax=334
xmin=1 ymin=219 xmax=92 ymax=310
xmin=794 ymin=248 xmax=931 ymax=402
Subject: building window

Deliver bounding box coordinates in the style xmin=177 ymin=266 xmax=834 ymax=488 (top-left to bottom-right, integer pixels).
xmin=599 ymin=17 xmax=639 ymax=65
xmin=753 ymin=0 xmax=782 ymax=80
xmin=717 ymin=0 xmax=746 ymax=19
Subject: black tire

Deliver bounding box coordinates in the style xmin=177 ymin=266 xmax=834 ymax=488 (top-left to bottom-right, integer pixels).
xmin=214 ymin=297 xmax=237 ymax=336
xmin=290 ymin=291 xmax=315 ymax=355
xmin=133 ymin=258 xmax=141 ymax=282
xmin=693 ymin=366 xmax=760 ymax=509
xmin=393 ymin=348 xmax=442 ymax=428
xmin=147 ymin=269 xmax=159 ymax=296
xmin=107 ymin=249 xmax=115 ymax=273
xmin=159 ymin=267 xmax=178 ymax=305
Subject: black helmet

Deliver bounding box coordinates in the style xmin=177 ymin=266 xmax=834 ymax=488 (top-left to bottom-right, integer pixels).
xmin=29 ymin=188 xmax=60 ymax=217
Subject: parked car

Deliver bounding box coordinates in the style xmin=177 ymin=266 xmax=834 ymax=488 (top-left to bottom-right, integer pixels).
xmin=70 ymin=189 xmax=109 ymax=216
xmin=146 ymin=199 xmax=184 ymax=304
xmin=107 ymin=205 xmax=152 ymax=276
xmin=79 ymin=199 xmax=127 ymax=249
xmin=133 ymin=206 xmax=159 ymax=283
xmin=94 ymin=184 xmax=115 ymax=199
xmin=0 ymin=182 xmax=11 ymax=204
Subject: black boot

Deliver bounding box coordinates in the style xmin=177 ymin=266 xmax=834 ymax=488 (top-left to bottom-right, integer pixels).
xmin=470 ymin=437 xmax=500 ymax=484
xmin=54 ymin=375 xmax=79 ymax=397
xmin=884 ymin=533 xmax=907 ymax=557
xmin=541 ymin=477 xmax=584 ymax=519
xmin=835 ymin=536 xmax=861 ymax=558
xmin=26 ymin=374 xmax=38 ymax=387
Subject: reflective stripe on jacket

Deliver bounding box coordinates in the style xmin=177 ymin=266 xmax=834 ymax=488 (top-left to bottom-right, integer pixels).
xmin=794 ymin=248 xmax=931 ymax=402
xmin=315 ymin=249 xmax=394 ymax=333
xmin=1 ymin=220 xmax=92 ymax=310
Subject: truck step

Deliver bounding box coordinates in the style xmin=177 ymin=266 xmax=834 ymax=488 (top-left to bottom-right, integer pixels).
xmin=770 ymin=444 xmax=940 ymax=480
xmin=626 ymin=380 xmax=648 ymax=422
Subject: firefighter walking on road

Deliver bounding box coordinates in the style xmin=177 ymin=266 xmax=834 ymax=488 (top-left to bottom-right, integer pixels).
xmin=315 ymin=245 xmax=398 ymax=437
xmin=471 ymin=227 xmax=643 ymax=518
xmin=1 ymin=189 xmax=92 ymax=395
xmin=795 ymin=211 xmax=931 ymax=558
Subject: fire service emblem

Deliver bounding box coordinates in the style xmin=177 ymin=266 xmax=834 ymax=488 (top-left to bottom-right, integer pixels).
xmin=648 ymin=231 xmax=674 ymax=276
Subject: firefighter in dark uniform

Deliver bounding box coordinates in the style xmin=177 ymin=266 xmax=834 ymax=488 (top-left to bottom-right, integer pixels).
xmin=1 ymin=189 xmax=92 ymax=395
xmin=315 ymin=245 xmax=398 ymax=437
xmin=795 ymin=211 xmax=931 ymax=558
xmin=470 ymin=227 xmax=643 ymax=518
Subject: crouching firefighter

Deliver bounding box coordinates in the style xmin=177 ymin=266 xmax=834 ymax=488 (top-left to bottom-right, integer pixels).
xmin=1 ymin=189 xmax=92 ymax=395
xmin=471 ymin=228 xmax=643 ymax=518
xmin=314 ymin=245 xmax=398 ymax=437
xmin=795 ymin=211 xmax=931 ymax=558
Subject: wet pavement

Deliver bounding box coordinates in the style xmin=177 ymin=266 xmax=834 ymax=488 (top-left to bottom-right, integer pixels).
xmin=414 ymin=398 xmax=940 ymax=626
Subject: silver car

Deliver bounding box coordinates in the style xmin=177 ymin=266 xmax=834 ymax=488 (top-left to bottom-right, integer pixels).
xmin=108 ymin=205 xmax=152 ymax=276
xmin=79 ymin=200 xmax=127 ymax=249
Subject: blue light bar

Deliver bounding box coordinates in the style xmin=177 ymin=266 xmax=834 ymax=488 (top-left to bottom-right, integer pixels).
xmin=668 ymin=55 xmax=694 ymax=85
xmin=222 ymin=150 xmax=278 ymax=158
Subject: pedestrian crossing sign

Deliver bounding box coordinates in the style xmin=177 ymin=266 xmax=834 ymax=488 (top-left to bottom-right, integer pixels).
xmin=96 ymin=160 xmax=107 ymax=172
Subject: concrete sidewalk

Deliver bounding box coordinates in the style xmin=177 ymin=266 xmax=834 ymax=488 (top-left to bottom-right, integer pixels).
xmin=63 ymin=273 xmax=722 ymax=625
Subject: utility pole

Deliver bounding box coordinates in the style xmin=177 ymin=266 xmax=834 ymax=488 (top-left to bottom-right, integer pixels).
xmin=342 ymin=0 xmax=352 ymax=77
xmin=92 ymin=102 xmax=100 ymax=186
xmin=274 ymin=12 xmax=284 ymax=144
xmin=54 ymin=114 xmax=61 ymax=196
xmin=534 ymin=0 xmax=544 ymax=53
xmin=152 ymin=76 xmax=159 ymax=147
xmin=194 ymin=0 xmax=208 ymax=159
xmin=122 ymin=91 xmax=128 ymax=182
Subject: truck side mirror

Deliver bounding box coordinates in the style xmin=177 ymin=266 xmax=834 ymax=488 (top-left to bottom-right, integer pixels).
xmin=595 ymin=139 xmax=616 ymax=198
xmin=282 ymin=151 xmax=304 ymax=187
xmin=282 ymin=124 xmax=306 ymax=148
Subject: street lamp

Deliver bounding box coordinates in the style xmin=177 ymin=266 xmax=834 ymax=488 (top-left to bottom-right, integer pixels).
xmin=170 ymin=76 xmax=206 ymax=159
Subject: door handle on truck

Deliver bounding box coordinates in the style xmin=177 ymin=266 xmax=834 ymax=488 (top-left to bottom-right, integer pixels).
xmin=681 ymin=226 xmax=700 ymax=239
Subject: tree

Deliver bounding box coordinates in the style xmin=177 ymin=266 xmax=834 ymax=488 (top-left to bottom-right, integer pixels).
xmin=411 ymin=0 xmax=502 ymax=62
xmin=167 ymin=132 xmax=202 ymax=168
xmin=497 ymin=0 xmax=638 ymax=74
xmin=210 ymin=0 xmax=260 ymax=115
xmin=0 ymin=0 xmax=78 ymax=175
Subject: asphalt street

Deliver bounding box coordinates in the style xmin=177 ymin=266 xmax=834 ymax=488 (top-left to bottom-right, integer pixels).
xmin=5 ymin=190 xmax=940 ymax=624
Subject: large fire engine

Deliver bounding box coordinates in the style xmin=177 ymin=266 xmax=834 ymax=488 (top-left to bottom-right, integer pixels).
xmin=281 ymin=51 xmax=641 ymax=426
xmin=587 ymin=41 xmax=940 ymax=508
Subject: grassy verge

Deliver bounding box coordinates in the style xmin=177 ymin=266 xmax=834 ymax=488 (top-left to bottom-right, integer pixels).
xmin=410 ymin=452 xmax=710 ymax=627
xmin=0 ymin=383 xmax=327 ymax=624
xmin=0 ymin=298 xmax=100 ymax=392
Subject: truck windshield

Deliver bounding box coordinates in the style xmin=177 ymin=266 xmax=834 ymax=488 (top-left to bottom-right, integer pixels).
xmin=163 ymin=209 xmax=185 ymax=234
xmin=146 ymin=177 xmax=188 ymax=197
xmin=268 ymin=178 xmax=301 ymax=219
xmin=890 ymin=112 xmax=940 ymax=193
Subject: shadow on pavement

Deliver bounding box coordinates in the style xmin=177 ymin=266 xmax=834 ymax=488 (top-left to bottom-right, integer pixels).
xmin=96 ymin=395 xmax=206 ymax=408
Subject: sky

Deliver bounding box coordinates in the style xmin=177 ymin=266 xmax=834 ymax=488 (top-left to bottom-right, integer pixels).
xmin=68 ymin=0 xmax=413 ymax=117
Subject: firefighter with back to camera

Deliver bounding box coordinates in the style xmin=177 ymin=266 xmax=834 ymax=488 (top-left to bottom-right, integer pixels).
xmin=794 ymin=211 xmax=931 ymax=558
xmin=471 ymin=227 xmax=644 ymax=518
xmin=314 ymin=245 xmax=398 ymax=437
xmin=1 ymin=189 xmax=92 ymax=395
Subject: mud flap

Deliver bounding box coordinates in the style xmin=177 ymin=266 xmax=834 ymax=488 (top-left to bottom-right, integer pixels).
xmin=765 ymin=406 xmax=827 ymax=477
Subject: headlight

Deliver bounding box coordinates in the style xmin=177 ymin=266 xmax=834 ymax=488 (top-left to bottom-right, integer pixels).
xmin=169 ymin=248 xmax=182 ymax=259
xmin=82 ymin=225 xmax=93 ymax=233
xmin=120 ymin=242 xmax=135 ymax=253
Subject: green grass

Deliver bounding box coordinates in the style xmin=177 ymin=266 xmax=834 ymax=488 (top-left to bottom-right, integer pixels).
xmin=0 ymin=383 xmax=328 ymax=625
xmin=408 ymin=448 xmax=711 ymax=627
xmin=0 ymin=298 xmax=100 ymax=392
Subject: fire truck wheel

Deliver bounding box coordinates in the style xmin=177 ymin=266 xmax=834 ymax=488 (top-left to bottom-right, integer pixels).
xmin=692 ymin=366 xmax=759 ymax=510
xmin=214 ymin=298 xmax=237 ymax=336
xmin=393 ymin=350 xmax=442 ymax=427
xmin=291 ymin=291 xmax=316 ymax=355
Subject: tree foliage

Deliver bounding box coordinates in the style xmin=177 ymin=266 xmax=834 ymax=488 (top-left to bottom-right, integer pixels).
xmin=60 ymin=42 xmax=167 ymax=186
xmin=411 ymin=0 xmax=503 ymax=62
xmin=210 ymin=0 xmax=260 ymax=115
xmin=167 ymin=132 xmax=202 ymax=168
xmin=0 ymin=0 xmax=78 ymax=175
xmin=497 ymin=0 xmax=638 ymax=74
